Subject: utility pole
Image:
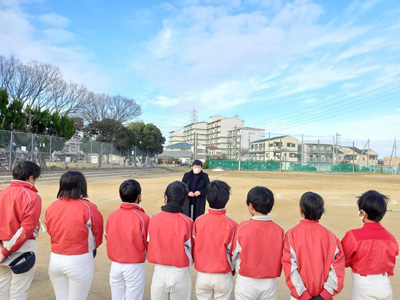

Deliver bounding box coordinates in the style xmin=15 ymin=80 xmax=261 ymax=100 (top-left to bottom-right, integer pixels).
xmin=395 ymin=137 xmax=397 ymax=175
xmin=352 ymin=141 xmax=355 ymax=173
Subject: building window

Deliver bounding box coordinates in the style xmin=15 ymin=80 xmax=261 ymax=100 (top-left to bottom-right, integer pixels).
xmin=287 ymin=143 xmax=296 ymax=147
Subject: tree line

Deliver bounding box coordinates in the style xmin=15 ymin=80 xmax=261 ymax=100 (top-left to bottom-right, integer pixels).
xmin=0 ymin=55 xmax=165 ymax=162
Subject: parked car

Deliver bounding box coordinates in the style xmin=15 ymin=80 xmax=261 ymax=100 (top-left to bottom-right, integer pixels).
xmin=179 ymin=163 xmax=190 ymax=167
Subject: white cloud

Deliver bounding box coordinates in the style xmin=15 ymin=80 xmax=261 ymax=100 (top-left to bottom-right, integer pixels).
xmin=41 ymin=29 xmax=75 ymax=44
xmin=0 ymin=0 xmax=110 ymax=93
xmin=38 ymin=13 xmax=71 ymax=28
xmin=154 ymin=96 xmax=181 ymax=107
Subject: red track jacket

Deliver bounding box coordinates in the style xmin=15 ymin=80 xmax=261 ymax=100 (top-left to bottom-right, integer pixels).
xmin=231 ymin=215 xmax=284 ymax=279
xmin=193 ymin=209 xmax=237 ymax=273
xmin=0 ymin=180 xmax=42 ymax=257
xmin=45 ymin=198 xmax=103 ymax=255
xmin=105 ymin=203 xmax=150 ymax=263
xmin=147 ymin=206 xmax=194 ymax=268
xmin=341 ymin=222 xmax=398 ymax=276
xmin=282 ymin=219 xmax=345 ymax=300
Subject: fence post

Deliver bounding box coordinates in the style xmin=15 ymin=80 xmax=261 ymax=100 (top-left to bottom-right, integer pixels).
xmin=49 ymin=136 xmax=52 ymax=170
xmin=317 ymin=139 xmax=320 ymax=173
xmin=352 ymin=141 xmax=355 ymax=173
xmin=9 ymin=131 xmax=13 ymax=170
xmin=30 ymin=134 xmax=34 ymax=161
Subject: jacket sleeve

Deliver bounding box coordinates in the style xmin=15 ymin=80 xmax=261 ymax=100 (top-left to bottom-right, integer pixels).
xmin=341 ymin=231 xmax=356 ymax=268
xmin=282 ymin=230 xmax=312 ymax=300
xmin=230 ymin=226 xmax=240 ymax=270
xmin=198 ymin=173 xmax=210 ymax=196
xmin=142 ymin=214 xmax=150 ymax=250
xmin=91 ymin=205 xmax=104 ymax=249
xmin=1 ymin=194 xmax=42 ymax=257
xmin=321 ymin=235 xmax=345 ymax=300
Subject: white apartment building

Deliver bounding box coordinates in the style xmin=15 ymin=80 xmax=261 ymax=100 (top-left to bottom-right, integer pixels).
xmin=168 ymin=130 xmax=184 ymax=145
xmin=250 ymin=136 xmax=299 ymax=162
xmin=227 ymin=127 xmax=265 ymax=159
xmin=299 ymin=143 xmax=334 ymax=164
xmin=207 ymin=115 xmax=244 ymax=156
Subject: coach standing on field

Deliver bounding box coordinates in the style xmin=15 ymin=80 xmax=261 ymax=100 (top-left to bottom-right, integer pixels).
xmin=182 ymin=160 xmax=210 ymax=220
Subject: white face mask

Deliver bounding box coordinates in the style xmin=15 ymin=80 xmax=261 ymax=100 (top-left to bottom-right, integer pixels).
xmin=358 ymin=210 xmax=365 ymax=222
xmin=193 ymin=168 xmax=201 ymax=174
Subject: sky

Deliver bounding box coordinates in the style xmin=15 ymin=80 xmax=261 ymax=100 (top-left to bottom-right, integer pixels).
xmin=1 ymin=0 xmax=400 ymax=156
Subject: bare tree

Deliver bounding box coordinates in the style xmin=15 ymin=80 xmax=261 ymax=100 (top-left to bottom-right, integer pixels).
xmin=0 ymin=55 xmax=17 ymax=89
xmin=81 ymin=93 xmax=141 ymax=124
xmin=48 ymin=80 xmax=88 ymax=115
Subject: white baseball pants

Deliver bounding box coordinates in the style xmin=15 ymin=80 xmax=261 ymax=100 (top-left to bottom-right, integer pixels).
xmin=109 ymin=261 xmax=145 ymax=300
xmin=48 ymin=252 xmax=94 ymax=300
xmin=151 ymin=264 xmax=191 ymax=300
xmin=195 ymin=271 xmax=233 ymax=300
xmin=0 ymin=240 xmax=36 ymax=300
xmin=351 ymin=272 xmax=393 ymax=300
xmin=235 ymin=274 xmax=277 ymax=300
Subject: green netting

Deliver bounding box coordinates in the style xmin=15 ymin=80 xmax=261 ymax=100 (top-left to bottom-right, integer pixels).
xmin=208 ymin=159 xmax=388 ymax=174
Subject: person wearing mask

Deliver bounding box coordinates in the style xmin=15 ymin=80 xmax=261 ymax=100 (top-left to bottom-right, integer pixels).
xmin=182 ymin=160 xmax=210 ymax=220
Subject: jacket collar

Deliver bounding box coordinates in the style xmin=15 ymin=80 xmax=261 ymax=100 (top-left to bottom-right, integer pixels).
xmin=161 ymin=204 xmax=184 ymax=213
xmin=300 ymin=219 xmax=319 ymax=224
xmin=208 ymin=208 xmax=226 ymax=215
xmin=363 ymin=222 xmax=383 ymax=229
xmin=10 ymin=180 xmax=38 ymax=193
xmin=120 ymin=202 xmax=145 ymax=213
xmin=251 ymin=215 xmax=272 ymax=221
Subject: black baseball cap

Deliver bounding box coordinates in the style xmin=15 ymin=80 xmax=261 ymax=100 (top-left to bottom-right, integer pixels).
xmin=8 ymin=252 xmax=36 ymax=274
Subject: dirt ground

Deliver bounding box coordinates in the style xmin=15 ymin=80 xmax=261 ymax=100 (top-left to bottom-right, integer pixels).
xmin=4 ymin=168 xmax=399 ymax=299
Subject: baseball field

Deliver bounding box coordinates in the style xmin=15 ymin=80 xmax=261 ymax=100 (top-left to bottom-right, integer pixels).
xmin=3 ymin=167 xmax=399 ymax=299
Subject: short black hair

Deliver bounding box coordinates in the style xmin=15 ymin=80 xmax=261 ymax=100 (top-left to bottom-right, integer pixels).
xmin=192 ymin=160 xmax=202 ymax=167
xmin=357 ymin=190 xmax=388 ymax=222
xmin=57 ymin=171 xmax=88 ymax=200
xmin=206 ymin=180 xmax=230 ymax=209
xmin=300 ymin=192 xmax=325 ymax=220
xmin=119 ymin=179 xmax=141 ymax=203
xmin=12 ymin=160 xmax=41 ymax=181
xmin=246 ymin=186 xmax=274 ymax=214
xmin=165 ymin=181 xmax=189 ymax=207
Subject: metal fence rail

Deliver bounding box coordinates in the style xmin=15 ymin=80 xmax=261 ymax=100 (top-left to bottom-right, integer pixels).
xmin=0 ymin=130 xmax=155 ymax=170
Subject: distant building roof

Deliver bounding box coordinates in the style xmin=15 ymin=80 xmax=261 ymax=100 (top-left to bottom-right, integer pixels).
xmin=251 ymin=135 xmax=292 ymax=143
xmin=159 ymin=151 xmax=192 ymax=158
xmin=207 ymin=146 xmax=221 ymax=150
xmin=165 ymin=143 xmax=191 ymax=149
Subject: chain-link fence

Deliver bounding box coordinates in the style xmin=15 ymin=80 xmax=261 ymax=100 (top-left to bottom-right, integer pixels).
xmin=0 ymin=130 xmax=157 ymax=171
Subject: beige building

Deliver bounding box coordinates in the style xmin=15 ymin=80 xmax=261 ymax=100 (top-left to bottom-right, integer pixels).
xmin=299 ymin=143 xmax=334 ymax=164
xmin=250 ymin=135 xmax=299 ymax=162
xmin=183 ymin=122 xmax=208 ymax=159
xmin=383 ymin=156 xmax=400 ymax=167
xmin=337 ymin=147 xmax=378 ymax=166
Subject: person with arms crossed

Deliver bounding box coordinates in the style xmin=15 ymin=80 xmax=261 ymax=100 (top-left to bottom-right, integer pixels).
xmin=341 ymin=190 xmax=398 ymax=300
xmin=0 ymin=161 xmax=42 ymax=300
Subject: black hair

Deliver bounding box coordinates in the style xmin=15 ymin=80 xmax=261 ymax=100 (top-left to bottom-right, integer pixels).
xmin=192 ymin=160 xmax=203 ymax=167
xmin=246 ymin=186 xmax=274 ymax=214
xmin=57 ymin=171 xmax=88 ymax=200
xmin=165 ymin=181 xmax=189 ymax=207
xmin=300 ymin=192 xmax=325 ymax=220
xmin=357 ymin=190 xmax=389 ymax=222
xmin=206 ymin=180 xmax=230 ymax=209
xmin=12 ymin=160 xmax=41 ymax=181
xmin=119 ymin=179 xmax=141 ymax=203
